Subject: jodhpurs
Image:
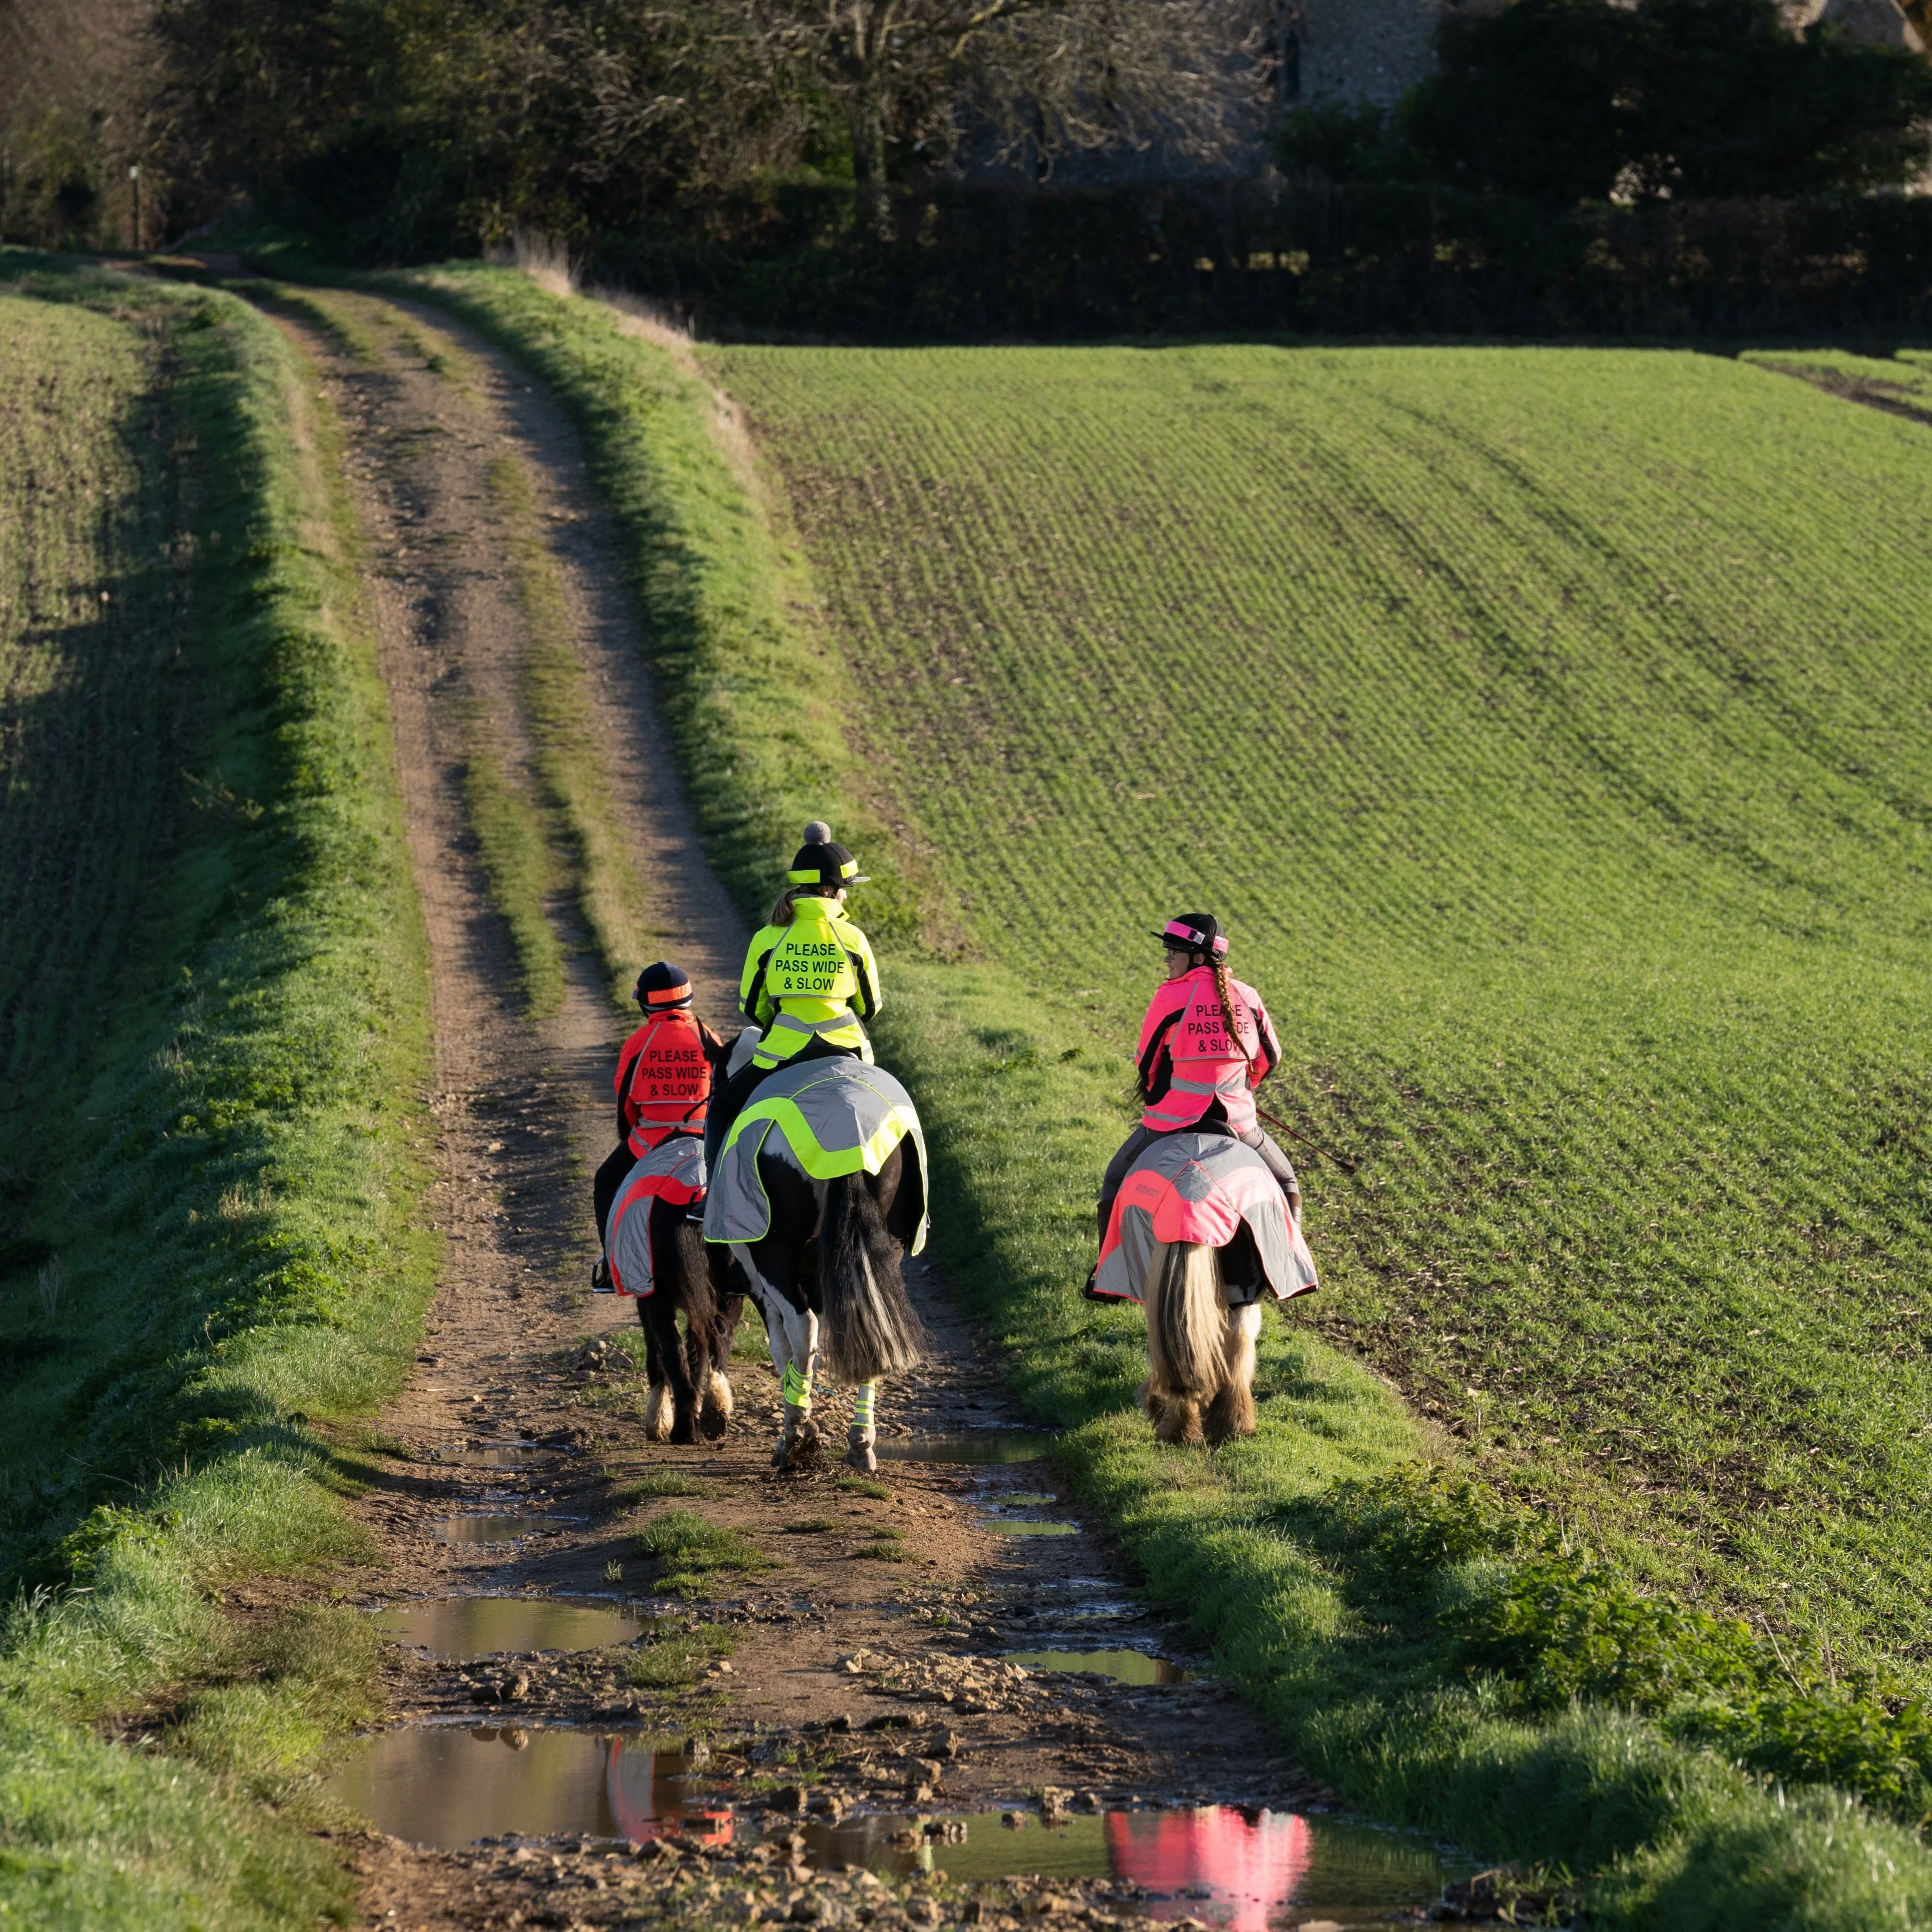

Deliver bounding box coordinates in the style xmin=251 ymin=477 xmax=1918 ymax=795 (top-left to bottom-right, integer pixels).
xmin=1095 ymin=1123 xmax=1300 ymax=1244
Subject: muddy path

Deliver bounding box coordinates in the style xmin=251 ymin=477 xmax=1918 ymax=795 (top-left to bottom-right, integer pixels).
xmin=254 ymin=285 xmax=1460 ymax=1932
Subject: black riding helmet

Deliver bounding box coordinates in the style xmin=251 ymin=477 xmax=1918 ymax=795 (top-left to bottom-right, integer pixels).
xmin=1153 ymin=912 xmax=1229 ymax=960
xmin=635 ymin=960 xmax=694 ymax=1010
xmin=787 ymin=820 xmax=870 ymax=893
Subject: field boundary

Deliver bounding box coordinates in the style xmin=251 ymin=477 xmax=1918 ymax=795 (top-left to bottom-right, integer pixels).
xmin=0 ymin=252 xmax=436 ymax=1929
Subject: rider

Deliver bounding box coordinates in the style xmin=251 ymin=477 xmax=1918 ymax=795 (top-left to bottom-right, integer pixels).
xmin=593 ymin=961 xmax=719 ymax=1287
xmin=1090 ymin=913 xmax=1302 ymax=1283
xmin=701 ymin=822 xmax=883 ymax=1186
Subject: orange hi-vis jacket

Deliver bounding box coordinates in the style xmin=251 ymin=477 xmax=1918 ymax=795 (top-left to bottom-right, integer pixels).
xmin=615 ymin=1008 xmax=712 ymax=1155
xmin=1135 ymin=965 xmax=1281 ymax=1135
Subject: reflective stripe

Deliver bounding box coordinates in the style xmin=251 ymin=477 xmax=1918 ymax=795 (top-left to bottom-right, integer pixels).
xmin=753 ymin=1011 xmax=873 ymax=1069
xmin=782 ymin=1362 xmax=813 ymax=1411
xmin=722 ymin=1090 xmax=912 ymax=1177
xmin=852 ymin=1383 xmax=876 ymax=1429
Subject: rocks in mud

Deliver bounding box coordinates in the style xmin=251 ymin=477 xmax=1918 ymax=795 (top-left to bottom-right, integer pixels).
xmin=856 ymin=1652 xmax=1043 ymax=1718
xmin=469 ymin=1669 xmax=532 ymax=1704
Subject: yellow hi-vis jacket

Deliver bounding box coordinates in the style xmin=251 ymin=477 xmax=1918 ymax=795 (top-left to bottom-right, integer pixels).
xmin=739 ymin=895 xmax=881 ymax=1070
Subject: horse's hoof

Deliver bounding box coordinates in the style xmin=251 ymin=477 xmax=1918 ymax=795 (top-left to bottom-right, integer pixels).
xmin=671 ymin=1413 xmax=699 ymax=1447
xmin=1204 ymin=1385 xmax=1256 ymax=1446
xmin=643 ymin=1385 xmax=672 ymax=1442
xmin=771 ymin=1439 xmax=793 ymax=1470
xmin=1154 ymin=1398 xmax=1204 ymax=1447
xmin=708 ymin=1371 xmax=735 ymax=1420
xmin=845 ymin=1436 xmax=877 ymax=1475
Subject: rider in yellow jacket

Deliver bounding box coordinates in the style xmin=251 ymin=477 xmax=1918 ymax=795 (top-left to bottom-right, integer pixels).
xmin=701 ymin=822 xmax=882 ymax=1180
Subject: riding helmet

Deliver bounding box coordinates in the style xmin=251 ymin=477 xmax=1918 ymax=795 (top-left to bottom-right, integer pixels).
xmin=635 ymin=960 xmax=694 ymax=1009
xmin=787 ymin=820 xmax=870 ymax=891
xmin=1154 ymin=912 xmax=1229 ymax=959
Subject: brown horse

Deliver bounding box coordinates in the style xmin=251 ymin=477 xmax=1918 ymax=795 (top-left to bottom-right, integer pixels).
xmin=635 ymin=1202 xmax=746 ymax=1445
xmin=1139 ymin=1236 xmax=1263 ymax=1448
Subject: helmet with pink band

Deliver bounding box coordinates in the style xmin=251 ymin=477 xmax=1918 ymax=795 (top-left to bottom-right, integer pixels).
xmin=1153 ymin=913 xmax=1228 ymax=959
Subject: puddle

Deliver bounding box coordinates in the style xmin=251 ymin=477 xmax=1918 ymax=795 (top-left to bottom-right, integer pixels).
xmin=429 ymin=1443 xmax=556 ymax=1468
xmin=991 ymin=1493 xmax=1057 ymax=1509
xmin=432 ymin=1515 xmax=571 ymax=1544
xmin=370 ymin=1597 xmax=648 ymax=1659
xmin=331 ymin=1726 xmax=728 ymax=1848
xmin=792 ymin=1806 xmax=1470 ymax=1928
xmin=1002 ymin=1649 xmax=1186 ymax=1686
xmin=878 ymin=1432 xmax=1057 ymax=1465
xmin=978 ymin=1518 xmax=1079 ymax=1537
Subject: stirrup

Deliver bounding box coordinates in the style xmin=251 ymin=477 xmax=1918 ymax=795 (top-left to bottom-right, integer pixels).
xmin=590 ymin=1255 xmax=612 ymax=1294
xmin=1080 ymin=1261 xmax=1103 ymax=1303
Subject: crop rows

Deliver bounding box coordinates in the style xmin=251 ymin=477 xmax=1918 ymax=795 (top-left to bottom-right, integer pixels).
xmin=0 ymin=295 xmax=174 ymax=1167
xmin=708 ymin=341 xmax=1932 ymax=1687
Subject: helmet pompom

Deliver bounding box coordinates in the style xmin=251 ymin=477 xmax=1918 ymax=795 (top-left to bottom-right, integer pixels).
xmin=803 ymin=820 xmax=833 ymax=845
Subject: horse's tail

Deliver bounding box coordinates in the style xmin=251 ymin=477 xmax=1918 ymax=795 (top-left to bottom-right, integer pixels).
xmin=819 ymin=1172 xmax=928 ymax=1383
xmin=1145 ymin=1239 xmax=1221 ymax=1400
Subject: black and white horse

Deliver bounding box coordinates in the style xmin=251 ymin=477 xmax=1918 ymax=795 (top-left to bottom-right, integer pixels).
xmin=720 ymin=1137 xmax=927 ymax=1471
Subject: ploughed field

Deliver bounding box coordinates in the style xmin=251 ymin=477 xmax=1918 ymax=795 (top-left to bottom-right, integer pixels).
xmin=706 ymin=341 xmax=1932 ymax=1688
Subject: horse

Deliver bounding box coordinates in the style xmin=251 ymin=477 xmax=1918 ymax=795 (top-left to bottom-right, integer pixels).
xmin=1089 ymin=1131 xmax=1318 ymax=1449
xmin=704 ymin=1051 xmax=930 ymax=1472
xmin=605 ymin=1137 xmax=746 ymax=1446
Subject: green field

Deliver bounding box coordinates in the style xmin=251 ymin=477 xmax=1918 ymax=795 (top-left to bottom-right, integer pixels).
xmin=0 ymin=256 xmax=433 ymax=1928
xmin=706 ymin=338 xmax=1932 ymax=1672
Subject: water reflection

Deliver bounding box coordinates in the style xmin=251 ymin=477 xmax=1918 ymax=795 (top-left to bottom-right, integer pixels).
xmin=1001 ymin=1648 xmax=1186 ymax=1686
xmin=369 ymin=1596 xmax=647 ymax=1658
xmin=331 ymin=1726 xmax=729 ymax=1848
xmin=877 ymin=1433 xmax=1057 ymax=1465
xmin=431 ymin=1514 xmax=570 ymax=1543
xmin=798 ymin=1806 xmax=1461 ymax=1927
xmin=977 ymin=1518 xmax=1078 ymax=1537
xmin=427 ymin=1442 xmax=557 ymax=1468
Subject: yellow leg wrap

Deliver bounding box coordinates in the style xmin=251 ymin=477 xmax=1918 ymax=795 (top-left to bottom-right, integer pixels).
xmin=852 ymin=1382 xmax=876 ymax=1430
xmin=782 ymin=1361 xmax=812 ymax=1412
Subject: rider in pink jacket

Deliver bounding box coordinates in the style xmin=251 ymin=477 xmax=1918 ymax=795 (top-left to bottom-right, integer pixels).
xmin=1090 ymin=913 xmax=1301 ymax=1283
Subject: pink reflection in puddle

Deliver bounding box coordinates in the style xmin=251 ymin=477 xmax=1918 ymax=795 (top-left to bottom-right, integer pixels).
xmin=1107 ymin=1808 xmax=1308 ymax=1930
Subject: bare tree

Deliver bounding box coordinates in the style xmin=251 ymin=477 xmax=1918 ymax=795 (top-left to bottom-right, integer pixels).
xmin=723 ymin=0 xmax=1279 ymax=228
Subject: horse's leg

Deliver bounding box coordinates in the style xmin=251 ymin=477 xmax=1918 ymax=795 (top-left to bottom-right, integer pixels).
xmin=1203 ymin=1301 xmax=1261 ymax=1447
xmin=646 ymin=1292 xmax=699 ymax=1444
xmin=847 ymin=1379 xmax=879 ymax=1473
xmin=701 ymin=1287 xmax=744 ymax=1440
xmin=638 ymin=1297 xmax=672 ymax=1442
xmin=733 ymin=1242 xmax=820 ymax=1469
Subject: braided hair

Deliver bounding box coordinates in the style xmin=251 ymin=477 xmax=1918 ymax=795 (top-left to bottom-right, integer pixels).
xmin=1209 ymin=951 xmax=1254 ymax=1076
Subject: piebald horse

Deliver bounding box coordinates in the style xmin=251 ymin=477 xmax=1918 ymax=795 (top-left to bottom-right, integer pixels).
xmin=720 ymin=1137 xmax=927 ymax=1471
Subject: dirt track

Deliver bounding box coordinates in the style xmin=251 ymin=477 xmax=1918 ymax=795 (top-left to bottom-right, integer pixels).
xmin=262 ymin=287 xmax=1338 ymax=1931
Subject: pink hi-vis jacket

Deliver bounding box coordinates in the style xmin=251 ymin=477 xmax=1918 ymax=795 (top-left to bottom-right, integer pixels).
xmin=1135 ymin=965 xmax=1281 ymax=1134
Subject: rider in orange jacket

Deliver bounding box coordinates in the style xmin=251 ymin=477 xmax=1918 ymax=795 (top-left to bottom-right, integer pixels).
xmin=592 ymin=962 xmax=721 ymax=1289
xmin=1089 ymin=914 xmax=1301 ymax=1289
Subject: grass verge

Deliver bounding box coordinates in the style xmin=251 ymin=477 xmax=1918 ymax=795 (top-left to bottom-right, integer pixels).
xmin=331 ymin=261 xmax=1932 ymax=1922
xmin=0 ymin=252 xmax=434 ymax=1928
